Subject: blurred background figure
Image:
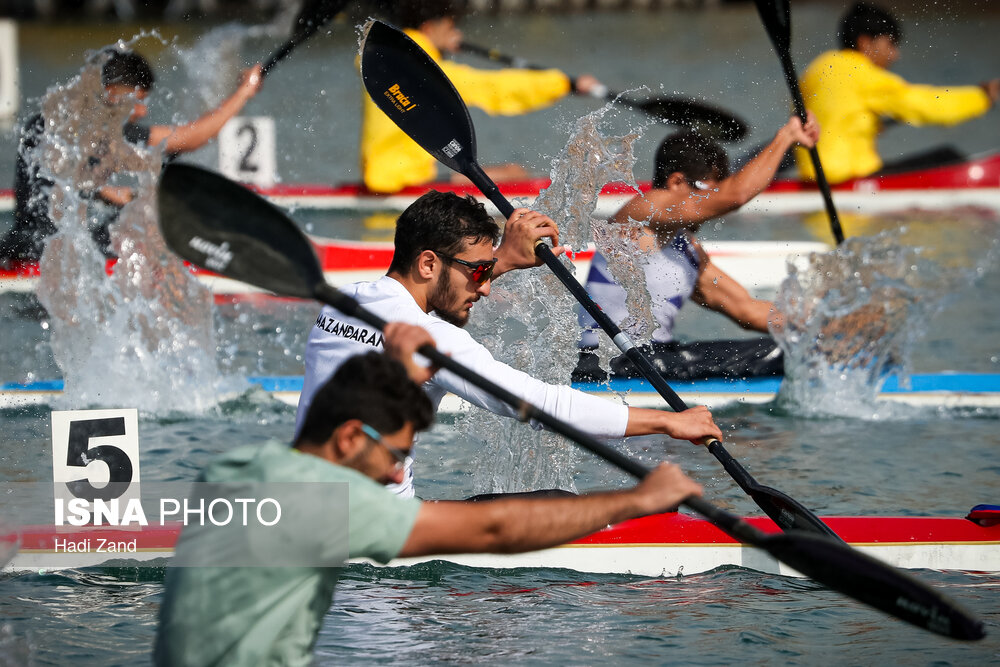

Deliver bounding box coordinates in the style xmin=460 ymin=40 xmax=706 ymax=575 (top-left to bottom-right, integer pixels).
xmin=796 ymin=1 xmax=999 ymax=184
xmin=0 ymin=48 xmax=262 ymax=265
xmin=360 ymin=0 xmax=605 ymax=193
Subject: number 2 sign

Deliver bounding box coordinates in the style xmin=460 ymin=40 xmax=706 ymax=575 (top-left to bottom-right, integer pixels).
xmin=218 ymin=116 xmax=276 ymax=187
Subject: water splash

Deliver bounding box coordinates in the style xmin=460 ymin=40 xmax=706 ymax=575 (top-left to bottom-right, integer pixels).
xmin=174 ymin=20 xmax=276 ymax=116
xmin=590 ymin=213 xmax=660 ymax=349
xmin=31 ymin=45 xmax=228 ymax=414
xmin=462 ymin=110 xmax=643 ymax=493
xmin=773 ymin=211 xmax=1000 ymax=419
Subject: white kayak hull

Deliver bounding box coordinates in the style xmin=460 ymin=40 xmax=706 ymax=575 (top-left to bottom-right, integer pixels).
xmin=0 ymin=239 xmax=827 ymax=296
xmin=3 ymin=373 xmax=999 ymax=411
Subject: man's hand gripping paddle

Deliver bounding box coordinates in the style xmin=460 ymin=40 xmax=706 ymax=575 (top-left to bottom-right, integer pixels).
xmin=157 ymin=161 xmax=984 ymax=641
xmin=359 ymin=19 xmax=840 ymax=542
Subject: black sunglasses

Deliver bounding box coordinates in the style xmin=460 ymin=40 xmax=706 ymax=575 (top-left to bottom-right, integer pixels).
xmin=435 ymin=252 xmax=498 ymax=284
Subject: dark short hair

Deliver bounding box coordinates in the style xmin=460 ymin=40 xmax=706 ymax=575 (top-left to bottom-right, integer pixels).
xmin=652 ymin=131 xmax=730 ymax=188
xmin=393 ymin=0 xmax=468 ymax=28
xmin=388 ymin=190 xmax=500 ymax=274
xmin=295 ymin=352 xmax=434 ymax=447
xmin=100 ymin=49 xmax=155 ymax=90
xmin=838 ymin=2 xmax=902 ymax=50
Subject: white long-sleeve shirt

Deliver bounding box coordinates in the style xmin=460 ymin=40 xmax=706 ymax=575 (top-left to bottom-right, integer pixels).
xmin=296 ymin=276 xmax=630 ymax=496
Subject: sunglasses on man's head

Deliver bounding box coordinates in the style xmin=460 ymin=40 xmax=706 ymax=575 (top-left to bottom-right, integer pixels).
xmin=435 ymin=252 xmax=498 ymax=284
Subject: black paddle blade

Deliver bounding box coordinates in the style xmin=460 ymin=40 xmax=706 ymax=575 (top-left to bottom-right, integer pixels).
xmin=157 ymin=163 xmax=323 ymax=299
xmin=686 ymin=496 xmax=985 ymax=640
xmin=634 ymin=96 xmax=749 ymax=143
xmin=360 ymin=20 xmax=478 ymax=176
xmin=707 ymin=442 xmax=841 ymax=540
xmin=765 ymin=532 xmax=985 ymax=641
xmin=753 ymin=0 xmax=791 ymax=53
xmin=748 ymin=484 xmax=841 ymax=539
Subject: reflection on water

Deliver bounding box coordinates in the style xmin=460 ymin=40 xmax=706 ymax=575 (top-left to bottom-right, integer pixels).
xmin=317 ymin=563 xmax=1000 ymax=665
xmin=2 ymin=559 xmax=997 ymax=665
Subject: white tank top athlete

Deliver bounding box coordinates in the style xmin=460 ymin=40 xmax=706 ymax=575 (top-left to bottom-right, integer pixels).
xmin=579 ymin=232 xmax=702 ymax=348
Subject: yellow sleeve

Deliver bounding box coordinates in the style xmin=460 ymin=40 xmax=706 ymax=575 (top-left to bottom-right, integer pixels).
xmin=360 ymin=93 xmax=439 ymax=194
xmin=795 ymin=49 xmax=991 ymax=183
xmin=440 ymin=61 xmax=571 ymax=116
xmin=359 ymin=29 xmax=570 ymax=193
xmin=863 ymin=66 xmax=991 ymax=126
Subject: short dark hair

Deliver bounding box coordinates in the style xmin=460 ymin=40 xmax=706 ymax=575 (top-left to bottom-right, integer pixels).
xmin=295 ymin=352 xmax=434 ymax=447
xmin=393 ymin=0 xmax=468 ymax=28
xmin=652 ymin=131 xmax=730 ymax=188
xmin=388 ymin=191 xmax=500 ymax=274
xmin=838 ymin=2 xmax=902 ymax=50
xmin=100 ymin=49 xmax=155 ymax=90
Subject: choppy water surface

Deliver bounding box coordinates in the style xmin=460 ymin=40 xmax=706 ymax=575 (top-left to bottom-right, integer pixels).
xmin=2 ymin=6 xmax=1000 ymax=666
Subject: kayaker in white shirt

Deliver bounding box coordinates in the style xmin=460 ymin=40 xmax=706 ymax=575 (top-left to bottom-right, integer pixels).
xmin=296 ymin=190 xmax=722 ymax=497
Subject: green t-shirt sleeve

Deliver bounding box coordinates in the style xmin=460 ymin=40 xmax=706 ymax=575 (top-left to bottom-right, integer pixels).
xmin=346 ymin=472 xmax=421 ymax=564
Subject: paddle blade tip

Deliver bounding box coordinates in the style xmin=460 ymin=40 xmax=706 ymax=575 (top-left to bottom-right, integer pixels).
xmin=766 ymin=532 xmax=987 ymax=641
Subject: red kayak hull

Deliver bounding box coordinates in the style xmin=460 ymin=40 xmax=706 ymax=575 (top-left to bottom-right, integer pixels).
xmin=9 ymin=509 xmax=999 ymax=576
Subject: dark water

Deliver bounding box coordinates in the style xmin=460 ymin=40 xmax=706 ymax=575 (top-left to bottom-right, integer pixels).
xmin=4 ymin=354 xmax=1000 ymax=664
xmin=3 ymin=6 xmax=1000 ymax=666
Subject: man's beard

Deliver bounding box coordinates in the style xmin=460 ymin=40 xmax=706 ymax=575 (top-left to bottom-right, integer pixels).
xmin=429 ymin=270 xmax=469 ymax=327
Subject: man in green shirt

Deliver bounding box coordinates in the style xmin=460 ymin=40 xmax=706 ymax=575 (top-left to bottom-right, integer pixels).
xmin=155 ymin=323 xmax=702 ymax=666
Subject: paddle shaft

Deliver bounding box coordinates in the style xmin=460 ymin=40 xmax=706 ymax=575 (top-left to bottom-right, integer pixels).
xmin=311 ymin=280 xmax=773 ymax=544
xmin=777 ymin=52 xmax=845 ymax=244
xmin=260 ymin=0 xmax=345 ymax=78
xmin=262 ymin=40 xmax=298 ymax=77
xmin=468 ymin=164 xmax=838 ymax=538
xmin=753 ymin=0 xmax=845 ymax=245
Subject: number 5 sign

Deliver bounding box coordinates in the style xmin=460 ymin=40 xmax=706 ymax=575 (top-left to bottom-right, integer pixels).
xmin=51 ymin=409 xmax=140 ymax=519
xmin=218 ymin=116 xmax=276 ymax=187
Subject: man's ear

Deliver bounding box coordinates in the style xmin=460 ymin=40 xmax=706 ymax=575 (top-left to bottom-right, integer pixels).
xmin=333 ymin=419 xmax=367 ymax=460
xmin=855 ymin=34 xmax=874 ymax=55
xmin=666 ymin=172 xmax=689 ymax=191
xmin=415 ymin=249 xmax=440 ymax=281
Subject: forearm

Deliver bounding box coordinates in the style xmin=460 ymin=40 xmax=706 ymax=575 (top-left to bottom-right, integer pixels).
xmin=96 ymin=186 xmax=133 ymax=207
xmin=623 ymin=403 xmax=721 ymax=442
xmin=403 ymin=492 xmax=650 ymax=556
xmin=730 ymin=297 xmax=779 ymax=333
xmin=624 ymin=407 xmax=675 ymax=437
xmin=694 ymin=261 xmax=779 ymax=334
xmin=439 ymin=367 xmax=629 ymax=438
xmin=721 ymin=128 xmax=796 ymax=204
xmin=480 ymin=492 xmax=650 ymax=552
xmin=152 ymin=89 xmax=254 ymax=154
